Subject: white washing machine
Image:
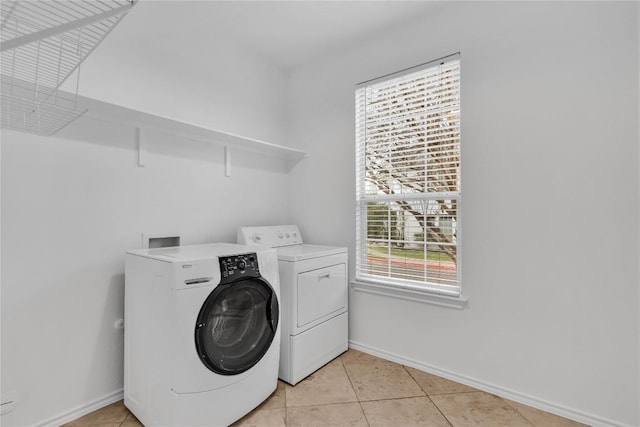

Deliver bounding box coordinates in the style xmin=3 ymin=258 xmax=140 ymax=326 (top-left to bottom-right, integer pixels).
xmin=238 ymin=225 xmax=348 ymax=385
xmin=124 ymin=243 xmax=280 ymax=427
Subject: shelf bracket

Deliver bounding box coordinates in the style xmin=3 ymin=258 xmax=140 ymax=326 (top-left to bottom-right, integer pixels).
xmin=224 ymin=146 xmax=231 ymax=177
xmin=136 ymin=127 xmax=145 ymax=167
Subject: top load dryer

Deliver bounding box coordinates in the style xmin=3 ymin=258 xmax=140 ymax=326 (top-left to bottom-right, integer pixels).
xmin=238 ymin=225 xmax=348 ymax=385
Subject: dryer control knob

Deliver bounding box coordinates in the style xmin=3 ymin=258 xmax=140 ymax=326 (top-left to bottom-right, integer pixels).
xmin=252 ymin=234 xmax=262 ymax=243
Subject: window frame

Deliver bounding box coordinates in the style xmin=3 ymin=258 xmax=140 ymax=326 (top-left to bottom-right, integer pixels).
xmin=353 ymin=53 xmax=466 ymax=309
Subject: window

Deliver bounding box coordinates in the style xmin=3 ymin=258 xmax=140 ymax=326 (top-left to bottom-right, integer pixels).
xmin=355 ymin=54 xmax=462 ymax=301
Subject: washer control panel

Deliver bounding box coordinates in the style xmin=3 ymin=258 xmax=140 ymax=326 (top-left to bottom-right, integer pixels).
xmin=219 ymin=252 xmax=260 ymax=284
xmin=238 ymin=225 xmax=303 ymax=248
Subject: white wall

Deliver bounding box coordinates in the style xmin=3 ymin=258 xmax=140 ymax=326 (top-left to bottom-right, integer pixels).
xmin=0 ymin=18 xmax=290 ymax=427
xmin=286 ymin=2 xmax=639 ymax=426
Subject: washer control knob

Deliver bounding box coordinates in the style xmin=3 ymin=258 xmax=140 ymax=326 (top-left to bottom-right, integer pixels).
xmin=277 ymin=231 xmax=284 ymax=238
xmin=238 ymin=260 xmax=246 ymax=270
xmin=252 ymin=233 xmax=262 ymax=243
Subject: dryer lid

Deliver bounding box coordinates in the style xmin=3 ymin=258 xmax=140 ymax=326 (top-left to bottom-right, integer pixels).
xmin=127 ymin=243 xmax=261 ymax=262
xmin=276 ymin=244 xmax=347 ymax=262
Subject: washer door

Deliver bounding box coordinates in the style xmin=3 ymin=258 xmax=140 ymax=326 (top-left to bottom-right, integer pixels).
xmin=195 ymin=277 xmax=279 ymax=375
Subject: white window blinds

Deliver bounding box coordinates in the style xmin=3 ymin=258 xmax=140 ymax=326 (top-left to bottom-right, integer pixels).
xmin=355 ymin=54 xmax=461 ymax=296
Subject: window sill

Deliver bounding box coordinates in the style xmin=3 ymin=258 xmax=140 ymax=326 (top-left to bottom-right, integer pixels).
xmin=350 ymin=280 xmax=468 ymax=309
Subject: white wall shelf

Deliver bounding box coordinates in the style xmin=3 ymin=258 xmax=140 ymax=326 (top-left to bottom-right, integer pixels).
xmin=75 ymin=95 xmax=307 ymax=170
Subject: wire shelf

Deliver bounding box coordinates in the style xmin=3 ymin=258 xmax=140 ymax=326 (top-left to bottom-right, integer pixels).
xmin=1 ymin=0 xmax=135 ymax=136
xmin=1 ymin=76 xmax=86 ymax=135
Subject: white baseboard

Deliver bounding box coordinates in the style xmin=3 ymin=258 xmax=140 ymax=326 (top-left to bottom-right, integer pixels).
xmin=348 ymin=340 xmax=629 ymax=427
xmin=38 ymin=389 xmax=124 ymax=427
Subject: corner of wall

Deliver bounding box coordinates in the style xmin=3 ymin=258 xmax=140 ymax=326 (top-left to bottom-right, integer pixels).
xmin=637 ymin=2 xmax=640 ymax=424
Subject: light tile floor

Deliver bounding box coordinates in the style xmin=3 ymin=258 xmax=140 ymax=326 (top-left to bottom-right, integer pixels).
xmin=64 ymin=349 xmax=586 ymax=427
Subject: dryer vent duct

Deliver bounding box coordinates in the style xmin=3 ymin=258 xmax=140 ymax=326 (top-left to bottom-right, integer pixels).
xmin=142 ymin=232 xmax=182 ymax=249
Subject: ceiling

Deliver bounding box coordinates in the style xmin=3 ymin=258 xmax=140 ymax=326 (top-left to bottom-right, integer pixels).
xmin=110 ymin=0 xmax=442 ymax=70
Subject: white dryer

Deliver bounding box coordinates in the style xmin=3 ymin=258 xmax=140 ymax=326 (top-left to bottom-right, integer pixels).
xmin=238 ymin=225 xmax=348 ymax=385
xmin=124 ymin=243 xmax=280 ymax=427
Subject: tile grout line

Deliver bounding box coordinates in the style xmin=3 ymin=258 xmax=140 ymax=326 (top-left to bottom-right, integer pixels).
xmin=434 ymin=390 xmax=486 ymax=398
xmin=426 ymin=394 xmax=455 ymax=427
xmin=283 ymin=381 xmax=289 ymax=426
xmin=502 ymin=397 xmax=538 ymax=427
xmin=119 ymin=405 xmax=130 ymax=427
xmin=338 ymin=354 xmax=371 ymax=427
xmin=285 ymin=399 xmax=360 ymax=409
xmin=403 ymin=364 xmax=454 ymax=427
xmin=358 ymin=399 xmax=372 ymax=427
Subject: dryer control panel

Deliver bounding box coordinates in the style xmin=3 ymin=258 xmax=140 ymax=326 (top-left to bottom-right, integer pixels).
xmin=219 ymin=253 xmax=260 ymax=284
xmin=238 ymin=225 xmax=303 ymax=248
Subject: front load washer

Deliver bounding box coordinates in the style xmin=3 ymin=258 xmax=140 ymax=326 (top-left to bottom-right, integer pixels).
xmin=238 ymin=225 xmax=348 ymax=385
xmin=124 ymin=243 xmax=280 ymax=427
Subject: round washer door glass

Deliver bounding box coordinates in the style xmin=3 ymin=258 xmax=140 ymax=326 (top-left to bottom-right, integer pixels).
xmin=195 ymin=278 xmax=279 ymax=375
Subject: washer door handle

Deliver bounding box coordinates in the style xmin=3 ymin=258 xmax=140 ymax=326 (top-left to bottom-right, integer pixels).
xmin=266 ymin=294 xmax=279 ymax=333
xmin=185 ymin=277 xmax=213 ymax=285
xmin=318 ymin=272 xmax=331 ymax=280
